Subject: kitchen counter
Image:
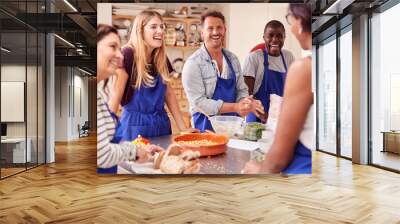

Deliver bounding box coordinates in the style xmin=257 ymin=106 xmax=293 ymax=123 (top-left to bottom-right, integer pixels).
xmin=118 ymin=134 xmax=262 ymax=174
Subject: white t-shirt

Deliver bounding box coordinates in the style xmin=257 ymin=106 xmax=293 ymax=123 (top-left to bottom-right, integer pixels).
xmin=211 ymin=55 xmax=230 ymax=79
xmin=242 ymin=49 xmax=295 ymax=94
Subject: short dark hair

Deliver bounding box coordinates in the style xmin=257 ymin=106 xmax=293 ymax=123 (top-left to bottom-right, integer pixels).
xmin=97 ymin=24 xmax=118 ymax=43
xmin=264 ymin=20 xmax=285 ymax=34
xmin=201 ymin=10 xmax=225 ymax=26
xmin=289 ymin=3 xmax=311 ymax=33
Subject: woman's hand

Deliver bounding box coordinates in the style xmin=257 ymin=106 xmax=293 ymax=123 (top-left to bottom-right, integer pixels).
xmin=135 ymin=144 xmax=163 ymax=163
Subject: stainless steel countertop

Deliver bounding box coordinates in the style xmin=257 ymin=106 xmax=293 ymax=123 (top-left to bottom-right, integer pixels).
xmin=150 ymin=135 xmax=255 ymax=174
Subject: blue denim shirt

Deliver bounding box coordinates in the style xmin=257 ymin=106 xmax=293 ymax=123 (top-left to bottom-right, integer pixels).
xmin=182 ymin=45 xmax=249 ymax=116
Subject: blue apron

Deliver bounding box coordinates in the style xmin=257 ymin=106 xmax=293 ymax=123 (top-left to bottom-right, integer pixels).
xmin=282 ymin=141 xmax=312 ymax=174
xmin=246 ymin=49 xmax=287 ymax=123
xmin=115 ymin=74 xmax=171 ymax=141
xmin=193 ymin=49 xmax=237 ymax=132
xmin=97 ymin=105 xmax=120 ymax=174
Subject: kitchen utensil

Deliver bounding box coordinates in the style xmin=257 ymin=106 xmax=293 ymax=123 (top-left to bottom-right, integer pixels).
xmin=209 ymin=115 xmax=244 ymax=137
xmin=172 ymin=133 xmax=228 ymax=157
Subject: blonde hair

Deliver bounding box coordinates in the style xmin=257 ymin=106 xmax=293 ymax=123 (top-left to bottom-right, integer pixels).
xmin=126 ymin=10 xmax=170 ymax=89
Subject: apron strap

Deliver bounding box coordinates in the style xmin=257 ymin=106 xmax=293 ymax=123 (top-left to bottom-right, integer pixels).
xmin=221 ymin=50 xmax=236 ymax=81
xmin=280 ymin=51 xmax=288 ymax=72
xmin=263 ymin=48 xmax=270 ymax=90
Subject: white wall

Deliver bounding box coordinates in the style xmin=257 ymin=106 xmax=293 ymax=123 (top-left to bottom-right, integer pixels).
xmin=71 ymin=73 xmax=89 ymax=139
xmin=97 ymin=3 xmax=112 ymax=25
xmin=54 ymin=67 xmax=89 ymax=141
xmin=55 ymin=66 xmax=69 ymax=141
xmin=225 ymin=3 xmax=302 ymax=65
xmin=1 ymin=65 xmax=26 ymax=82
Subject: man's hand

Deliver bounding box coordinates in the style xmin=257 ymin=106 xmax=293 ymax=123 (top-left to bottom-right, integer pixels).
xmin=247 ymin=96 xmax=266 ymax=122
xmin=235 ymin=97 xmax=253 ymax=116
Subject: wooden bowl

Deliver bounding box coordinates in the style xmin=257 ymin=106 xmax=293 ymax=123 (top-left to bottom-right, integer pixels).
xmin=172 ymin=133 xmax=228 ymax=157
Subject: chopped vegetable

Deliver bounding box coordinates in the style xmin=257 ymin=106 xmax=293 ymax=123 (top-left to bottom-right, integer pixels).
xmin=132 ymin=135 xmax=150 ymax=146
xmin=244 ymin=122 xmax=265 ymax=141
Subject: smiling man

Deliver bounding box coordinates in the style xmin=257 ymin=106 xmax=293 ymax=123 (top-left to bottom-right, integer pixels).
xmin=243 ymin=20 xmax=295 ymax=123
xmin=182 ymin=10 xmax=264 ymax=132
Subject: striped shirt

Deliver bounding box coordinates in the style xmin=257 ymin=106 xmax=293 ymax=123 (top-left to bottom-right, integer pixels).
xmin=97 ymin=81 xmax=137 ymax=168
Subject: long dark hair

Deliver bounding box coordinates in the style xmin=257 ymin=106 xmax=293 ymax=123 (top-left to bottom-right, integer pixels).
xmin=97 ymin=24 xmax=118 ymax=43
xmin=97 ymin=24 xmax=119 ymax=87
xmin=289 ymin=4 xmax=311 ymax=33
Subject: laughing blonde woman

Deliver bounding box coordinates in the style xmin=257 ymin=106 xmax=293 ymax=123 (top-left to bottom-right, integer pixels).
xmin=109 ymin=10 xmax=196 ymax=142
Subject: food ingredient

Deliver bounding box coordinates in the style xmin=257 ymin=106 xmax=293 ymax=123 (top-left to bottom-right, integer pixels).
xmin=132 ymin=135 xmax=150 ymax=146
xmin=244 ymin=122 xmax=265 ymax=141
xmin=177 ymin=139 xmax=218 ymax=146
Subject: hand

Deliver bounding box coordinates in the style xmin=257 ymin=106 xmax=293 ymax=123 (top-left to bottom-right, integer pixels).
xmin=248 ymin=97 xmax=266 ymax=122
xmin=257 ymin=113 xmax=267 ymax=123
xmin=235 ymin=97 xmax=253 ymax=116
xmin=136 ymin=144 xmax=163 ymax=163
xmin=243 ymin=160 xmax=262 ymax=174
xmin=145 ymin=144 xmax=163 ymax=154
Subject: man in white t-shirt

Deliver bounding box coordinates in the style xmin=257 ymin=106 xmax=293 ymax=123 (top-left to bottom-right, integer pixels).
xmin=243 ymin=20 xmax=295 ymax=123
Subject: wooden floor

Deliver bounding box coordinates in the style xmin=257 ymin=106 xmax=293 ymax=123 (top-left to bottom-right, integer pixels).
xmin=1 ymin=163 xmax=44 ymax=178
xmin=372 ymin=150 xmax=400 ymax=171
xmin=0 ymin=136 xmax=400 ymax=223
xmin=1 ymin=167 xmax=25 ymax=177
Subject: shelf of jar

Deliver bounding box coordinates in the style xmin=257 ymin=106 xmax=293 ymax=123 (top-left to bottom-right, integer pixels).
xmin=166 ymin=45 xmax=200 ymax=50
xmin=112 ymin=15 xmax=200 ymax=23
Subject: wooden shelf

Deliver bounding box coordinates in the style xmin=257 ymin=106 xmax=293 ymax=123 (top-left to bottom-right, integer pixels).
xmin=164 ymin=17 xmax=201 ymax=23
xmin=113 ymin=14 xmax=202 ymax=48
xmin=112 ymin=15 xmax=200 ymax=23
xmin=112 ymin=15 xmax=134 ymax=20
xmin=166 ymin=45 xmax=200 ymax=50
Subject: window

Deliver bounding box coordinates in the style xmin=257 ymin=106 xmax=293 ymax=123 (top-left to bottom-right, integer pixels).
xmin=370 ymin=2 xmax=400 ymax=171
xmin=317 ymin=36 xmax=337 ymax=154
xmin=0 ymin=0 xmax=47 ymax=179
xmin=339 ymin=28 xmax=352 ymax=158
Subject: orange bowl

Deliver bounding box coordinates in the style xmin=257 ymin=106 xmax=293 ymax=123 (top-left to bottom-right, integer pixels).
xmin=172 ymin=133 xmax=228 ymax=157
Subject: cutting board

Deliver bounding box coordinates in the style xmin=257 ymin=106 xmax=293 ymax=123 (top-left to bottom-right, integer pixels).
xmin=227 ymin=139 xmax=260 ymax=151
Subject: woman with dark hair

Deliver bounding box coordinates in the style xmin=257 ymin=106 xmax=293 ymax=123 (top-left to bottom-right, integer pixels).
xmin=244 ymin=3 xmax=313 ymax=174
xmin=97 ymin=24 xmax=161 ymax=174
